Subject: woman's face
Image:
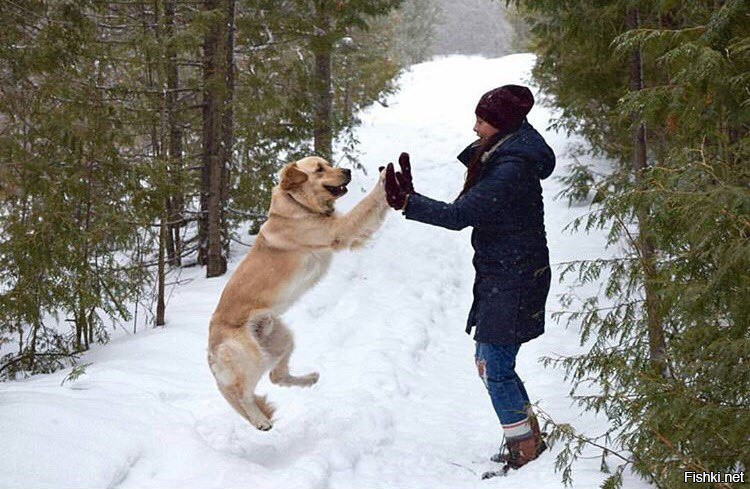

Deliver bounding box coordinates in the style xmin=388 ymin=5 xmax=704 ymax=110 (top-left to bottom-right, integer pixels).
xmin=473 ymin=116 xmax=499 ymax=139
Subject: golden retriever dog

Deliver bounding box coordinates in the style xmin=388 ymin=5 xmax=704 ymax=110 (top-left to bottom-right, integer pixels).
xmin=208 ymin=156 xmax=388 ymax=430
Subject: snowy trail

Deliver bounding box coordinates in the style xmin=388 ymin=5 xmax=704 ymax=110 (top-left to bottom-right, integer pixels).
xmin=1 ymin=55 xmax=650 ymax=489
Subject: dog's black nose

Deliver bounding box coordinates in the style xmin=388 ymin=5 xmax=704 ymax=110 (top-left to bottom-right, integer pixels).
xmin=342 ymin=168 xmax=351 ymax=177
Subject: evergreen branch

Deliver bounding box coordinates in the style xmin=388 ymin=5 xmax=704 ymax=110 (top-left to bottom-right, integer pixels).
xmin=650 ymin=430 xmax=733 ymax=489
xmin=0 ymin=351 xmax=80 ymax=375
xmin=108 ymin=244 xmax=200 ymax=272
xmin=224 ymin=207 xmax=266 ymax=219
xmin=1 ymin=4 xmax=43 ymax=33
xmin=612 ymin=27 xmax=705 ymax=55
xmin=701 ymin=0 xmax=747 ymax=46
xmin=89 ymin=85 xmax=202 ymax=95
xmin=0 ymin=0 xmax=75 ymax=27
xmin=537 ymin=406 xmax=634 ymax=465
xmin=234 ymin=35 xmax=309 ymax=53
xmin=99 ymin=1 xmax=203 ymax=4
xmin=229 ymin=236 xmax=253 ymax=247
xmin=125 ymin=216 xmax=197 ymax=228
xmin=551 ymin=299 xmax=644 ymax=316
xmin=611 ymin=210 xmax=642 ymax=268
xmin=552 ymin=258 xmax=636 ymax=268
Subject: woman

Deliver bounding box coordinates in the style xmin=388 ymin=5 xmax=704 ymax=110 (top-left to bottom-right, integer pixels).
xmin=384 ymin=85 xmax=555 ymax=473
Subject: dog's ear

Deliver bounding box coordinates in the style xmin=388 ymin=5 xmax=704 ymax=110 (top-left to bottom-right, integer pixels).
xmin=280 ymin=163 xmax=308 ymax=190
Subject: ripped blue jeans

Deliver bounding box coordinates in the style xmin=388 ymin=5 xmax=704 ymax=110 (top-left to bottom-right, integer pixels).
xmin=475 ymin=342 xmax=531 ymax=431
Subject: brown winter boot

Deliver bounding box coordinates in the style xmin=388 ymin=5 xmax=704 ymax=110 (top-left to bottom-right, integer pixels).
xmin=490 ymin=409 xmax=547 ymax=463
xmin=505 ymin=434 xmax=542 ymax=469
xmin=483 ymin=432 xmax=546 ymax=479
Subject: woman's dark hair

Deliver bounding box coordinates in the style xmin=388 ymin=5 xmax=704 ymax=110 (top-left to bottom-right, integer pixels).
xmin=457 ymin=125 xmax=518 ymax=199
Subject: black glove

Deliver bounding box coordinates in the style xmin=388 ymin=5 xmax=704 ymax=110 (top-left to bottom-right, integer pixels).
xmin=395 ymin=152 xmax=414 ymax=194
xmin=385 ymin=163 xmax=409 ymax=210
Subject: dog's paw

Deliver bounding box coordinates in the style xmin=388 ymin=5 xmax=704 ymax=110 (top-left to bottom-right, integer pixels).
xmin=378 ymin=166 xmax=387 ymax=184
xmin=300 ymin=372 xmax=319 ymax=387
xmin=254 ymin=420 xmax=273 ymax=431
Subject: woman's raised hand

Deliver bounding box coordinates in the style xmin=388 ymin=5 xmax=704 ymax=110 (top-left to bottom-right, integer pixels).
xmin=395 ymin=152 xmax=415 ymax=194
xmin=384 ymin=152 xmax=415 ymax=210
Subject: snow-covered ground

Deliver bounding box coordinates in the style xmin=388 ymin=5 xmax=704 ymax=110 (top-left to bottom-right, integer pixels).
xmin=1 ymin=55 xmax=650 ymax=489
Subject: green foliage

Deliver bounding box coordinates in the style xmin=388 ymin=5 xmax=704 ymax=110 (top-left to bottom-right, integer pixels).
xmin=0 ymin=0 xmax=405 ymax=379
xmin=383 ymin=0 xmax=440 ymax=64
xmin=0 ymin=0 xmax=151 ymax=379
xmin=512 ymin=0 xmax=750 ymax=487
xmin=60 ymin=362 xmax=92 ymax=386
xmin=228 ymin=0 xmax=404 ymax=224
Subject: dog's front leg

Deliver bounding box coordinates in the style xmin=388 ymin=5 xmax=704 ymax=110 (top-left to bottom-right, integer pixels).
xmin=347 ymin=199 xmax=390 ymax=250
xmin=332 ymin=173 xmax=389 ymax=249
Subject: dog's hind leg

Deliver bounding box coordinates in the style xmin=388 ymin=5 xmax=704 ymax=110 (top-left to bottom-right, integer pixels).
xmin=238 ymin=384 xmax=275 ymax=431
xmin=210 ymin=340 xmax=276 ymax=431
xmin=216 ymin=383 xmax=275 ymax=431
xmin=264 ymin=320 xmax=319 ymax=387
xmin=271 ymin=349 xmax=320 ymax=387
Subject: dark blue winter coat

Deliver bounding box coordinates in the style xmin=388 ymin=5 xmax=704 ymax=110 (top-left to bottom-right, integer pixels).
xmin=404 ymin=120 xmax=555 ymax=344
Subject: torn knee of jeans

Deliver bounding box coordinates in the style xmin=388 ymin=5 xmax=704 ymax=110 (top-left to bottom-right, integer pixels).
xmin=475 ymin=359 xmax=488 ymax=386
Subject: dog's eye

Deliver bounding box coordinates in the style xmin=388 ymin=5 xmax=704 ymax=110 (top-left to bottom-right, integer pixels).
xmin=316 ymin=165 xmax=324 ymax=173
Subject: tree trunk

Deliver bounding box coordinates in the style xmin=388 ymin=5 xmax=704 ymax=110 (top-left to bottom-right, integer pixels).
xmin=220 ymin=0 xmax=235 ymax=259
xmin=29 ymin=317 xmax=38 ymax=371
xmin=627 ymin=7 xmax=667 ymax=375
xmin=202 ymin=0 xmax=229 ymax=277
xmin=312 ymin=3 xmax=333 ymax=162
xmin=165 ymin=0 xmax=183 ymax=267
xmin=198 ymin=0 xmax=215 ymax=268
xmin=87 ymin=308 xmax=94 ymax=345
xmin=76 ymin=160 xmax=95 ymax=351
xmin=156 ymin=215 xmax=166 ymax=326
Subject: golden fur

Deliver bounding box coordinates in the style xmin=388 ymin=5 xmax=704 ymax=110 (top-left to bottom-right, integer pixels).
xmin=208 ymin=156 xmax=388 ymax=430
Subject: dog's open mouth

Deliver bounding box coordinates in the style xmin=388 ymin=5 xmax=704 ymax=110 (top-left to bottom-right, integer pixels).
xmin=324 ymin=184 xmax=348 ymax=197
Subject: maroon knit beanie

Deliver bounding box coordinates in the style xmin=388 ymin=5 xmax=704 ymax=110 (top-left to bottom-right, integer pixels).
xmin=475 ymin=85 xmax=534 ymax=134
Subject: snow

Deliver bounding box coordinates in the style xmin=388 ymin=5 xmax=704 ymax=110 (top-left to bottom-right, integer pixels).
xmin=0 ymin=54 xmax=650 ymax=489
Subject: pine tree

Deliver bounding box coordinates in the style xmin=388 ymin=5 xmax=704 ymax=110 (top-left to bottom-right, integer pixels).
xmin=200 ymin=0 xmax=234 ymax=277
xmin=511 ymin=1 xmax=750 ymax=487
xmin=227 ymin=0 xmax=405 ymax=226
xmin=0 ymin=0 xmax=152 ymax=377
xmin=382 ymin=0 xmax=440 ymax=65
xmin=0 ymin=0 xmax=408 ymax=377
